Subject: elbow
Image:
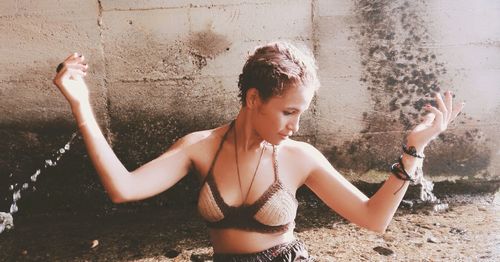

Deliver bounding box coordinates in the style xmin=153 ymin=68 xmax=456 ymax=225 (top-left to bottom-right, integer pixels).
xmin=365 ymin=223 xmax=389 ymax=234
xmin=370 ymin=226 xmax=387 ymax=234
xmin=109 ymin=190 xmax=132 ymax=204
xmin=107 ymin=173 xmax=134 ymax=204
xmin=110 ymin=195 xmax=127 ymax=204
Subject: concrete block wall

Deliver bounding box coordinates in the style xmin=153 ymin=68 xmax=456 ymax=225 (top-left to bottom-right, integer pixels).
xmin=0 ymin=0 xmax=498 ymax=213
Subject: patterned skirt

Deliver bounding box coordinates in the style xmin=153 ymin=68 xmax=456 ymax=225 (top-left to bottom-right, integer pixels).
xmin=212 ymin=239 xmax=315 ymax=262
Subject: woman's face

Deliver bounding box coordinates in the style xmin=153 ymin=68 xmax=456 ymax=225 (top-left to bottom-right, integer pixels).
xmin=250 ymin=84 xmax=316 ymax=145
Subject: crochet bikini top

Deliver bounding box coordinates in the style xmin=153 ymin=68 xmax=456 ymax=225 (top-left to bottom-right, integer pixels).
xmin=197 ymin=122 xmax=298 ymax=233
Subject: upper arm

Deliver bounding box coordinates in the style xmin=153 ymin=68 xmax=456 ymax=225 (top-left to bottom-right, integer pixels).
xmin=119 ymin=132 xmax=201 ymax=202
xmin=303 ymin=144 xmax=371 ymax=227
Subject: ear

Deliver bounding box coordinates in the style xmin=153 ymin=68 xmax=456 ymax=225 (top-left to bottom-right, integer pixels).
xmin=246 ymin=88 xmax=261 ymax=109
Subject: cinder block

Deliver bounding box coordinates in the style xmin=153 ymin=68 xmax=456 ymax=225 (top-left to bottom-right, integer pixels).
xmin=102 ymin=8 xmax=193 ymax=82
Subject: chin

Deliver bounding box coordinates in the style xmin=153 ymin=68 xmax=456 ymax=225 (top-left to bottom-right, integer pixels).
xmin=267 ymin=137 xmax=287 ymax=146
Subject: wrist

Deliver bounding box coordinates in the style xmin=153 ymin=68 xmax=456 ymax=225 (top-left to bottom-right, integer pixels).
xmin=403 ymin=144 xmax=425 ymax=159
xmin=405 ymin=139 xmax=426 ymax=155
xmin=71 ymin=100 xmax=91 ymax=113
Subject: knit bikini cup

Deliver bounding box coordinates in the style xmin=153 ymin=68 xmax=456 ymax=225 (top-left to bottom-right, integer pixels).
xmin=197 ymin=122 xmax=298 ymax=233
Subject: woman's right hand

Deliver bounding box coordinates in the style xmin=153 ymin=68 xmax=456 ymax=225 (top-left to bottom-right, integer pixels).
xmin=52 ymin=53 xmax=90 ymax=108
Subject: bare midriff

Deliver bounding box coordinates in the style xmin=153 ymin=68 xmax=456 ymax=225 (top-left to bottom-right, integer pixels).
xmin=209 ymin=228 xmax=295 ymax=254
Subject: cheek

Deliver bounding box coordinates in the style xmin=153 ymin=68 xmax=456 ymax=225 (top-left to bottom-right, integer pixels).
xmin=254 ymin=109 xmax=283 ymax=136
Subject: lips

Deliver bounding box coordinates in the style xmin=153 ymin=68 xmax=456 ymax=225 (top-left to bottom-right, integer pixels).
xmin=279 ymin=134 xmax=290 ymax=139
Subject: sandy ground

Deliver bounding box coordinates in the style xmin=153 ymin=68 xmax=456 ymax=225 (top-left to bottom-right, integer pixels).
xmin=0 ymin=192 xmax=498 ymax=262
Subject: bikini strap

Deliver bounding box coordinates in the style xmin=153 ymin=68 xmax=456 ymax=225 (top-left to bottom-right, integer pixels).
xmin=272 ymin=144 xmax=279 ymax=181
xmin=204 ymin=120 xmax=235 ymax=184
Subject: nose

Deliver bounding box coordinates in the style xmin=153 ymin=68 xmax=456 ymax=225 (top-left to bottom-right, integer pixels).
xmin=286 ymin=116 xmax=300 ymax=134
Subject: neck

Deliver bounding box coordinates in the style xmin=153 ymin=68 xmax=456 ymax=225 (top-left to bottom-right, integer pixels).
xmin=233 ymin=107 xmax=266 ymax=152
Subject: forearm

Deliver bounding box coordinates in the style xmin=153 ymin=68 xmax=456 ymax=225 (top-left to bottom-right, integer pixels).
xmin=72 ymin=102 xmax=132 ymax=202
xmin=365 ymin=151 xmax=422 ymax=232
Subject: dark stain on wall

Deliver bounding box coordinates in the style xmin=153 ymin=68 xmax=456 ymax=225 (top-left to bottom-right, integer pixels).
xmin=187 ymin=29 xmax=232 ymax=66
xmin=327 ymin=0 xmax=491 ymax=177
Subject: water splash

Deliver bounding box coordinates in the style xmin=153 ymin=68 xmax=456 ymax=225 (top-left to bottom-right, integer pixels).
xmin=0 ymin=132 xmax=79 ymax=234
xmin=0 ymin=212 xmax=13 ymax=234
xmin=413 ymin=162 xmax=449 ymax=212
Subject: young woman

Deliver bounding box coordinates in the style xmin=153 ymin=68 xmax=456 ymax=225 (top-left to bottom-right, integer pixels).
xmin=53 ymin=42 xmax=463 ymax=261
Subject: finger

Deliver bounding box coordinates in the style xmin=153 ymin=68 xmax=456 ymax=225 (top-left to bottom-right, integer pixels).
xmin=425 ymin=104 xmax=445 ymax=131
xmin=59 ymin=67 xmax=86 ymax=82
xmin=64 ymin=53 xmax=79 ymax=61
xmin=66 ymin=63 xmax=88 ymax=72
xmin=444 ymin=90 xmax=453 ymax=120
xmin=421 ymin=112 xmax=435 ymax=126
xmin=65 ymin=53 xmax=85 ymax=65
xmin=67 ymin=68 xmax=87 ymax=80
xmin=450 ymin=101 xmax=465 ymax=122
xmin=434 ymin=92 xmax=448 ymax=122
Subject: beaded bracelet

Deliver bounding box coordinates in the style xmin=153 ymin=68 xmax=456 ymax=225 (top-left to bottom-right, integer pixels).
xmin=402 ymin=144 xmax=425 ymax=159
xmin=390 ymin=155 xmax=415 ymax=183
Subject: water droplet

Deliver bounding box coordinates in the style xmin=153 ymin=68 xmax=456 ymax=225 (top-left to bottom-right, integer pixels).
xmin=9 ymin=185 xmax=14 ymax=191
xmin=59 ymin=148 xmax=66 ymax=154
xmin=9 ymin=173 xmax=13 ymax=178
xmin=10 ymin=203 xmax=18 ymax=214
xmin=31 ymin=174 xmax=39 ymax=182
xmin=34 ymin=169 xmax=41 ymax=176
xmin=13 ymin=191 xmax=21 ymax=202
xmin=64 ymin=143 xmax=70 ymax=150
xmin=45 ymin=159 xmax=54 ymax=166
xmin=22 ymin=183 xmax=29 ymax=190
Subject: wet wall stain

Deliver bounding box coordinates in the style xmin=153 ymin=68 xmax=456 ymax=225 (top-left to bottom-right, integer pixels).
xmin=327 ymin=0 xmax=491 ymax=177
xmin=187 ymin=29 xmax=232 ymax=69
xmin=0 ymin=25 xmax=234 ymax=211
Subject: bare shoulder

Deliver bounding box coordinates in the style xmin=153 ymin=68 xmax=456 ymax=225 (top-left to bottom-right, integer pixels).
xmin=279 ymin=139 xmax=325 ymax=163
xmin=173 ymin=124 xmax=230 ymax=150
xmin=277 ymin=139 xmax=331 ymax=184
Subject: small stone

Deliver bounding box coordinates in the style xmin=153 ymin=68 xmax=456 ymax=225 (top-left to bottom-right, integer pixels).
xmin=90 ymin=239 xmax=99 ymax=249
xmin=478 ymin=206 xmax=487 ymax=211
xmin=449 ymin=227 xmax=467 ymax=235
xmin=427 ymin=236 xmax=440 ymax=243
xmin=164 ymin=249 xmax=180 ymax=258
xmin=419 ymin=224 xmax=432 ymax=230
xmin=373 ymin=246 xmax=394 ymax=256
xmin=383 ymin=233 xmax=396 ymax=242
xmin=21 ymin=250 xmax=28 ymax=255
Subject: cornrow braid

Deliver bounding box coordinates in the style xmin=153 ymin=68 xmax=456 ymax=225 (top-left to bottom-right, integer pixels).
xmin=238 ymin=41 xmax=320 ymax=106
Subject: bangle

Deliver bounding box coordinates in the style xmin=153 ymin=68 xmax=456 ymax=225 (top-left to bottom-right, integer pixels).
xmin=402 ymin=144 xmax=425 ymax=158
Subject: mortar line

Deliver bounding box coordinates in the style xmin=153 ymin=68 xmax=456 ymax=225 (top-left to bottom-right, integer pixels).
xmin=310 ymin=0 xmax=321 ymax=146
xmin=102 ymin=2 xmax=272 ymax=13
xmin=96 ymin=0 xmax=113 ymax=146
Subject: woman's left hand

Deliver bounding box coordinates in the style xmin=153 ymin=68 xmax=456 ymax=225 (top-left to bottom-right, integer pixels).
xmin=406 ymin=90 xmax=465 ymax=153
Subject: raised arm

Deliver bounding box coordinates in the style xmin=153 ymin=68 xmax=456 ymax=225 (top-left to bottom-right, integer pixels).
xmin=305 ymin=91 xmax=464 ymax=233
xmin=53 ymin=53 xmax=193 ymax=203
